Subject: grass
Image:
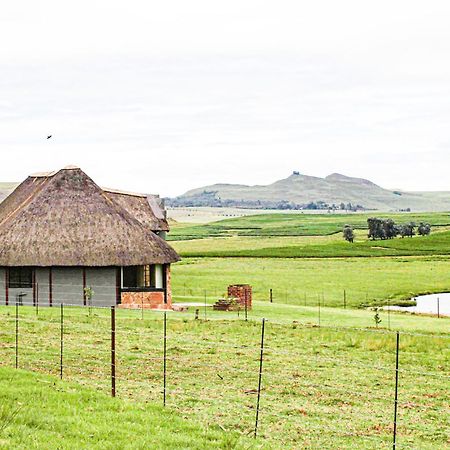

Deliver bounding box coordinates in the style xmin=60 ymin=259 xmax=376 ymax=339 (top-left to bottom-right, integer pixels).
xmin=168 ymin=212 xmax=450 ymax=240
xmin=171 ymin=256 xmax=450 ymax=307
xmin=172 ymin=230 xmax=450 ymax=258
xmin=0 ymin=366 xmax=244 ymax=449
xmin=0 ymin=305 xmax=448 ymax=449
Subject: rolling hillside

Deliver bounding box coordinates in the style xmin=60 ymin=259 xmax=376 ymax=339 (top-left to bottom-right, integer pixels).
xmin=169 ymin=172 xmax=450 ymax=211
xmin=0 ymin=182 xmax=18 ymax=203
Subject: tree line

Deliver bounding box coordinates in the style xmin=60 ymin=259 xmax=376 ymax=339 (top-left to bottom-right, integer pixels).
xmin=343 ymin=218 xmax=431 ymax=242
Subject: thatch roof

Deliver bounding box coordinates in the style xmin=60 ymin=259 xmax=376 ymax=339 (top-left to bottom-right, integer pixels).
xmin=104 ymin=189 xmax=169 ymax=232
xmin=0 ymin=167 xmax=180 ymax=267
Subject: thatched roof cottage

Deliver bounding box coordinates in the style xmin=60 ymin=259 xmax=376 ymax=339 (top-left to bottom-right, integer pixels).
xmin=0 ymin=166 xmax=180 ymax=309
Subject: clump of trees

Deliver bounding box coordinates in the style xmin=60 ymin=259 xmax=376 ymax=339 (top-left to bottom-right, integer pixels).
xmin=343 ymin=225 xmax=354 ymax=242
xmin=367 ymin=218 xmax=431 ymax=240
xmin=418 ymin=222 xmax=432 ymax=236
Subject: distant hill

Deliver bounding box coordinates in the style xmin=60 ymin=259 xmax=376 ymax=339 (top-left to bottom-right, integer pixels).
xmin=167 ymin=172 xmax=450 ymax=212
xmin=0 ymin=183 xmax=18 ymax=203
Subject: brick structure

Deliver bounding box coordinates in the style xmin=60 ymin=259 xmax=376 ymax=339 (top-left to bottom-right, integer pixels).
xmin=119 ymin=266 xmax=172 ymax=310
xmin=119 ymin=291 xmax=171 ymax=310
xmin=227 ymin=284 xmax=252 ymax=310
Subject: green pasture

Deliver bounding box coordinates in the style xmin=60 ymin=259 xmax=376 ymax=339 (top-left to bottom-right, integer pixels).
xmin=172 ymin=229 xmax=450 ymax=258
xmin=171 ymin=256 xmax=450 ymax=307
xmin=168 ymin=211 xmax=450 ymax=240
xmin=0 ymin=366 xmax=242 ymax=450
xmin=0 ymin=306 xmax=447 ymax=449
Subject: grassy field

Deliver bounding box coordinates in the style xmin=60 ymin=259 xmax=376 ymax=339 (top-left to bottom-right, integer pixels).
xmin=0 ymin=367 xmax=242 ymax=449
xmin=0 ymin=305 xmax=447 ymax=449
xmin=168 ymin=211 xmax=450 ymax=309
xmin=168 ymin=212 xmax=450 ymax=240
xmin=171 ymin=256 xmax=450 ymax=307
xmin=172 ymin=229 xmax=450 ymax=258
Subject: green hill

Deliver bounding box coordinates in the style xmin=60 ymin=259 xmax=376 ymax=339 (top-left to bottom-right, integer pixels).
xmin=169 ymin=172 xmax=450 ymax=211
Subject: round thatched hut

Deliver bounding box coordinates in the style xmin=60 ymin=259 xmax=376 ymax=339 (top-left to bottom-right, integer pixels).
xmin=0 ymin=166 xmax=180 ymax=309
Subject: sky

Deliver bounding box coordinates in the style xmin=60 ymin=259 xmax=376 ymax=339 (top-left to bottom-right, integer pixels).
xmin=1 ymin=1 xmax=450 ymax=196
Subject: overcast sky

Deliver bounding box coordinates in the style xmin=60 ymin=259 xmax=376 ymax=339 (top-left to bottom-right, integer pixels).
xmin=1 ymin=1 xmax=450 ymax=196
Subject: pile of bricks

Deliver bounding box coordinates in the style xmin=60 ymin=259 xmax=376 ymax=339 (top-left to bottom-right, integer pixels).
xmin=213 ymin=298 xmax=238 ymax=311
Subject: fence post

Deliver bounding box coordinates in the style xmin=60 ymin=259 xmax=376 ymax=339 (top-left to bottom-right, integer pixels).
xmin=304 ymin=293 xmax=307 ymax=306
xmin=269 ymin=289 xmax=273 ymax=303
xmin=111 ymin=306 xmax=116 ymax=398
xmin=15 ymin=302 xmax=19 ymax=369
xmin=141 ymin=293 xmax=144 ymax=320
xmin=163 ymin=311 xmax=167 ymax=407
xmin=343 ymin=289 xmax=346 ymax=309
xmin=254 ymin=318 xmax=266 ymax=438
xmin=393 ymin=331 xmax=400 ymax=449
xmin=36 ymin=283 xmax=39 ymax=316
xmin=204 ymin=290 xmax=207 ymax=321
xmin=245 ymin=297 xmax=248 ymax=322
xmin=60 ymin=304 xmax=64 ymax=379
xmin=437 ymin=297 xmax=440 ymax=318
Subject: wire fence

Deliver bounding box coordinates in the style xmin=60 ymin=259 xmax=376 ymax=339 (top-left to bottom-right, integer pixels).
xmin=0 ymin=303 xmax=448 ymax=449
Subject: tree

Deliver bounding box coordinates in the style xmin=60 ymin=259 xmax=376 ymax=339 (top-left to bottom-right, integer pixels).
xmin=418 ymin=222 xmax=431 ymax=236
xmin=373 ymin=308 xmax=382 ymax=328
xmin=343 ymin=225 xmax=354 ymax=243
xmin=400 ymin=222 xmax=415 ymax=238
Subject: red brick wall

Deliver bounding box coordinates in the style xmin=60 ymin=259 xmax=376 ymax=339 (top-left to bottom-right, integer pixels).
xmin=119 ymin=291 xmax=171 ymax=310
xmin=227 ymin=284 xmax=252 ymax=309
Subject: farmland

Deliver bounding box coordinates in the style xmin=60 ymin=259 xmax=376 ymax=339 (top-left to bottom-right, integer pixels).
xmin=2 ymin=211 xmax=449 ymax=449
xmin=168 ymin=211 xmax=450 ymax=240
xmin=0 ymin=305 xmax=448 ymax=449
xmin=169 ymin=211 xmax=450 ymax=308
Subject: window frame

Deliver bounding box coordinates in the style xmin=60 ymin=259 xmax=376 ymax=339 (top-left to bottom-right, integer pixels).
xmin=8 ymin=267 xmax=33 ymax=289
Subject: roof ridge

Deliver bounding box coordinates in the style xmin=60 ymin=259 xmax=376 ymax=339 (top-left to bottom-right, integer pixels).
xmin=0 ymin=177 xmax=53 ymax=228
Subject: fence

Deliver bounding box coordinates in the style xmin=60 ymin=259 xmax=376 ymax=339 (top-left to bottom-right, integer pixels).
xmin=0 ymin=303 xmax=448 ymax=449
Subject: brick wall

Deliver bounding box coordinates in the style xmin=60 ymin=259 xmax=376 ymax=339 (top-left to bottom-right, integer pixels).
xmin=119 ymin=291 xmax=171 ymax=310
xmin=227 ymin=284 xmax=252 ymax=310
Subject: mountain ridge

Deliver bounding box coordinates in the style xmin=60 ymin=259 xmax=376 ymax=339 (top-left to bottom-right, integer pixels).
xmin=168 ymin=172 xmax=450 ymax=212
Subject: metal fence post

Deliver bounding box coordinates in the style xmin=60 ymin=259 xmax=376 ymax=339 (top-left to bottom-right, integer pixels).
xmin=204 ymin=290 xmax=207 ymax=321
xmin=437 ymin=297 xmax=440 ymax=318
xmin=60 ymin=304 xmax=64 ymax=380
xmin=15 ymin=302 xmax=19 ymax=369
xmin=269 ymin=289 xmax=273 ymax=303
xmin=254 ymin=318 xmax=266 ymax=438
xmin=163 ymin=311 xmax=167 ymax=407
xmin=111 ymin=306 xmax=116 ymax=397
xmin=393 ymin=331 xmax=400 ymax=449
xmin=343 ymin=289 xmax=346 ymax=309
xmin=36 ymin=283 xmax=39 ymax=316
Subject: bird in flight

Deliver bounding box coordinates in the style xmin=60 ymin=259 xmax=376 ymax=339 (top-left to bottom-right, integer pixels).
xmin=47 ymin=135 xmax=52 ymax=139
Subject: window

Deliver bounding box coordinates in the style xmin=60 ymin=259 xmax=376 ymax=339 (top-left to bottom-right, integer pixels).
xmin=9 ymin=268 xmax=33 ymax=288
xmin=122 ymin=265 xmax=164 ymax=289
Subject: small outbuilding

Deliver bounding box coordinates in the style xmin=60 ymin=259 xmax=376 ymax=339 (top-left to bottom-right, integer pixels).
xmin=0 ymin=166 xmax=180 ymax=309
